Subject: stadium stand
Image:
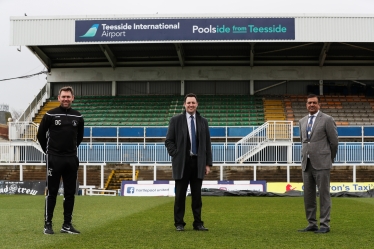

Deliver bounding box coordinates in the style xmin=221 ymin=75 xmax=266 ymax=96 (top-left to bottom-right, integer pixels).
xmin=263 ymin=98 xmax=286 ymax=121
xmin=105 ymin=169 xmax=138 ymax=190
xmin=33 ymin=94 xmax=374 ymax=127
xmin=4 ymin=14 xmax=374 ymax=199
xmin=286 ymin=95 xmax=374 ymax=126
xmin=8 ymin=93 xmax=374 ymax=189
xmin=33 ymin=101 xmax=61 ymax=124
xmin=33 ymin=95 xmax=266 ymax=126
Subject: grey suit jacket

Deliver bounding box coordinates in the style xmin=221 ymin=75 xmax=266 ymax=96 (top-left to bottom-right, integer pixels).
xmin=299 ymin=111 xmax=339 ymax=171
xmin=165 ymin=111 xmax=213 ymax=180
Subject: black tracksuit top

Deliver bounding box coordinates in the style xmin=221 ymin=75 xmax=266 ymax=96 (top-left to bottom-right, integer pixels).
xmin=37 ymin=105 xmax=84 ymax=156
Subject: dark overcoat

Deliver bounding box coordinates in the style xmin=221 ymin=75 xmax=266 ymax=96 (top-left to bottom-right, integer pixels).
xmin=165 ymin=111 xmax=212 ymax=180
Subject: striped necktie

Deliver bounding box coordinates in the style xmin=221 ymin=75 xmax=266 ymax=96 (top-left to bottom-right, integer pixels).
xmin=307 ymin=115 xmax=314 ymax=139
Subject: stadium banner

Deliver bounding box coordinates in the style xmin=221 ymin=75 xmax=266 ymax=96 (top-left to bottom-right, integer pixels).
xmin=268 ymin=182 xmax=374 ymax=194
xmin=121 ymin=180 xmax=266 ymax=196
xmin=0 ymin=180 xmax=45 ymax=195
xmin=123 ymin=184 xmax=170 ymax=196
xmin=75 ymin=18 xmax=295 ymax=42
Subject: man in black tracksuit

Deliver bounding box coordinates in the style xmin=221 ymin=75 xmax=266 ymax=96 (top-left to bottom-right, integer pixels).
xmin=37 ymin=86 xmax=84 ymax=235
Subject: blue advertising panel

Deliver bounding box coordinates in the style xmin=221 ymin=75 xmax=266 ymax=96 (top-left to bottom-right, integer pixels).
xmin=75 ymin=18 xmax=295 ymax=42
xmin=146 ymin=127 xmax=168 ymax=137
xmin=209 ymin=127 xmax=226 ymax=137
xmin=83 ymin=127 xmax=90 ymax=137
xmin=92 ymin=127 xmax=117 ymax=137
xmin=364 ymin=127 xmax=374 ymax=136
xmin=118 ymin=127 xmax=144 ymax=137
xmin=228 ymin=127 xmax=255 ymax=137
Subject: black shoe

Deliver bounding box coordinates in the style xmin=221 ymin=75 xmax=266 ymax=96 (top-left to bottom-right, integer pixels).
xmin=44 ymin=222 xmax=54 ymax=235
xmin=314 ymin=227 xmax=330 ymax=233
xmin=175 ymin=225 xmax=184 ymax=231
xmin=298 ymin=226 xmax=318 ymax=232
xmin=60 ymin=223 xmax=80 ymax=234
xmin=193 ymin=225 xmax=208 ymax=231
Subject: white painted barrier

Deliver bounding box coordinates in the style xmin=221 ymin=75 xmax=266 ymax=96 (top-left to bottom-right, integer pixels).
xmin=86 ymin=189 xmax=117 ymax=196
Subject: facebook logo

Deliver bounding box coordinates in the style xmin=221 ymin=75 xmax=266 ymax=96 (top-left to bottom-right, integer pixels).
xmin=127 ymin=187 xmax=135 ymax=194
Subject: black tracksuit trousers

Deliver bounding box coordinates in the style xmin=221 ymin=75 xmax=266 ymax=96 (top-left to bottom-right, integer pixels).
xmin=45 ymin=154 xmax=79 ymax=224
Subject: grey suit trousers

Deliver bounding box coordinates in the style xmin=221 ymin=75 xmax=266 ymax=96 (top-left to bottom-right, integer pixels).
xmin=302 ymin=158 xmax=331 ymax=228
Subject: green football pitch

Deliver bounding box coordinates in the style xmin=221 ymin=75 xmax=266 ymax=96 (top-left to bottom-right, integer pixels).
xmin=1 ymin=195 xmax=373 ymax=249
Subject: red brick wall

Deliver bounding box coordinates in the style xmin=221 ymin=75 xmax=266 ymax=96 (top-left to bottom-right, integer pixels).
xmin=0 ymin=124 xmax=8 ymax=139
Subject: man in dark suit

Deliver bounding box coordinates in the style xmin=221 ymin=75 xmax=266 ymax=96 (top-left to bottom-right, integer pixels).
xmin=165 ymin=93 xmax=213 ymax=232
xmin=298 ymin=94 xmax=338 ymax=234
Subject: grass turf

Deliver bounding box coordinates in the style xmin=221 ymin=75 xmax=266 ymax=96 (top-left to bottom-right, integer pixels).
xmin=1 ymin=195 xmax=374 ymax=248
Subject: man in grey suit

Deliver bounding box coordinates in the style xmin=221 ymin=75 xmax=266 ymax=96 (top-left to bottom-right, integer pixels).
xmin=165 ymin=93 xmax=213 ymax=232
xmin=298 ymin=94 xmax=338 ymax=234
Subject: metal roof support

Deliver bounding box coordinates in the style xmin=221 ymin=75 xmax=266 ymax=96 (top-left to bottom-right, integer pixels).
xmin=352 ymin=80 xmax=366 ymax=86
xmin=250 ymin=43 xmax=255 ymax=67
xmin=254 ymin=80 xmax=287 ymax=94
xmin=319 ymin=42 xmax=331 ymax=67
xmin=99 ymin=44 xmax=117 ymax=69
xmin=174 ymin=43 xmax=185 ymax=67
xmin=27 ymin=46 xmax=51 ymax=71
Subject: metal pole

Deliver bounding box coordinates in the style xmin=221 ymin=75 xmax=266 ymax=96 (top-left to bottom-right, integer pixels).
xmin=225 ymin=126 xmax=228 ymax=146
xmin=103 ymin=143 xmax=106 ymax=163
xmin=101 ymin=164 xmax=104 ymax=189
xmin=90 ymin=127 xmax=92 ymax=149
xmin=154 ymin=164 xmax=157 ymax=181
xmin=20 ymin=165 xmax=23 ymax=181
xmin=220 ymin=165 xmax=223 ymax=181
xmin=362 ymin=126 xmax=364 ymax=163
xmin=83 ymin=164 xmax=87 ymax=186
xmin=253 ymin=165 xmax=257 ymax=181
xmin=137 ymin=143 xmax=140 ymax=163
xmin=132 ymin=164 xmax=136 ymax=181
xmin=117 ymin=127 xmax=119 ymax=147
xmin=144 ymin=127 xmax=146 ymax=147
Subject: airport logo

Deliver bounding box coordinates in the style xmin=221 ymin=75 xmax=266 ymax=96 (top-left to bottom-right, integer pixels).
xmin=80 ymin=24 xmax=99 ymax=38
xmin=127 ymin=187 xmax=135 ymax=194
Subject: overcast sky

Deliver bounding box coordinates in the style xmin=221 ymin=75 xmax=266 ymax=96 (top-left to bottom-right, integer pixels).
xmin=1 ymin=0 xmax=374 ymax=112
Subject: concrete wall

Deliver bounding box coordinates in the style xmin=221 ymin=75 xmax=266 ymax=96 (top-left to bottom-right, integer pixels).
xmin=47 ymin=66 xmax=374 ymax=82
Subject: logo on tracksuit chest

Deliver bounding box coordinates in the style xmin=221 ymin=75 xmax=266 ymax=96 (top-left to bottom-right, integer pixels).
xmin=72 ymin=120 xmax=78 ymax=126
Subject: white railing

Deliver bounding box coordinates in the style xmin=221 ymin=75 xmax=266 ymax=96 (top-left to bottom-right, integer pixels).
xmin=8 ymin=122 xmax=39 ymax=141
xmin=18 ymin=84 xmax=47 ymax=122
xmin=235 ymin=121 xmax=293 ymax=163
xmin=0 ymin=162 xmax=370 ymax=184
xmin=1 ymin=142 xmax=374 ymax=164
xmin=129 ymin=163 xmax=371 ymax=182
xmin=0 ymin=163 xmax=106 ymax=189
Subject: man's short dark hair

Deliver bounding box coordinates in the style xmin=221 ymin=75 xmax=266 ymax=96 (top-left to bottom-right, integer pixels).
xmin=307 ymin=94 xmax=319 ymax=103
xmin=184 ymin=93 xmax=198 ymax=103
xmin=59 ymin=86 xmax=74 ymax=96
